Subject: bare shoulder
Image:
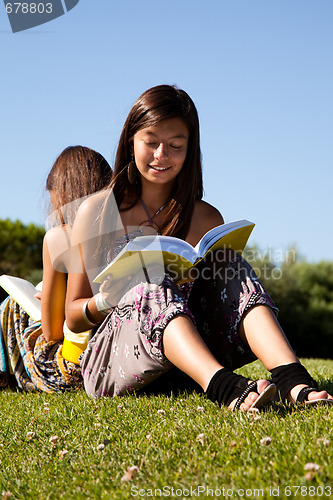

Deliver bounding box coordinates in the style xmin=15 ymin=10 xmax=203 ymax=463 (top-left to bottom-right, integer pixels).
xmin=193 ymin=201 xmax=224 ymax=224
xmin=76 ymin=189 xmax=110 ymax=220
xmin=186 ymin=201 xmax=224 ymax=245
xmin=71 ymin=189 xmax=113 ymax=244
xmin=43 ymin=225 xmax=71 ymax=273
xmin=44 ymin=225 xmax=70 ymax=249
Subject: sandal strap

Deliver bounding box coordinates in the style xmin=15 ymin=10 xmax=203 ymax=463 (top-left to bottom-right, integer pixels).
xmin=296 ymin=387 xmax=318 ymax=403
xmin=270 ymin=363 xmax=318 ymax=400
xmin=233 ymin=381 xmax=258 ymax=411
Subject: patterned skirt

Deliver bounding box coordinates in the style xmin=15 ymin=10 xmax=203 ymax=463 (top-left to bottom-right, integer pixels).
xmin=81 ymin=250 xmax=277 ymax=398
xmin=0 ymin=297 xmax=82 ymax=392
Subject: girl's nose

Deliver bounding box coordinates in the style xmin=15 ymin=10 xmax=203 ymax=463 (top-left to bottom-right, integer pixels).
xmin=154 ymin=143 xmax=168 ymax=159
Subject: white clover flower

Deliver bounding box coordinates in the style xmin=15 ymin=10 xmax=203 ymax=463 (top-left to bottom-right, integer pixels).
xmin=260 ymin=436 xmax=272 ymax=446
xmin=249 ymin=410 xmax=261 ymax=421
xmin=121 ymin=465 xmax=139 ymax=482
xmin=2 ymin=492 xmax=13 ymax=499
xmin=49 ymin=435 xmax=59 ymax=445
xmin=316 ymin=438 xmax=330 ymax=447
xmin=196 ymin=433 xmax=207 ymax=445
xmin=304 ymin=463 xmax=320 ymax=472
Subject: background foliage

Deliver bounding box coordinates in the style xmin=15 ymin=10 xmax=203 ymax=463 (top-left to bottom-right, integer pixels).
xmin=0 ymin=219 xmax=332 ymax=358
xmin=0 ymin=219 xmax=44 ymax=301
xmin=243 ymin=245 xmax=333 ymax=359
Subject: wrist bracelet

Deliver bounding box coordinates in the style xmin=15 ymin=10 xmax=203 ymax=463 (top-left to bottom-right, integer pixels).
xmin=95 ymin=292 xmax=113 ymax=315
xmin=82 ymin=299 xmax=99 ymax=327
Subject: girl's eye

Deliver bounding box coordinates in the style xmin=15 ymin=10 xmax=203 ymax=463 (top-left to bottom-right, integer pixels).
xmin=170 ymin=145 xmax=182 ymax=150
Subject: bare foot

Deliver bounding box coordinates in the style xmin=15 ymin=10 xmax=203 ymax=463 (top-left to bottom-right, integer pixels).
xmin=229 ymin=379 xmax=274 ymax=411
xmin=289 ymin=384 xmax=333 ymax=404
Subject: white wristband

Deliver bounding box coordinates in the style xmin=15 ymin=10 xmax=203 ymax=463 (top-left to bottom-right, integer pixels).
xmin=95 ymin=292 xmax=113 ymax=314
xmin=82 ymin=299 xmax=99 ymax=327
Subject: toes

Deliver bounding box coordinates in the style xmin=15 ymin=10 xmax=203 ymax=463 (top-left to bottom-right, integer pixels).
xmin=307 ymin=390 xmax=331 ymax=402
xmin=243 ymin=391 xmax=258 ymax=410
xmin=242 ymin=380 xmax=271 ymax=410
xmin=256 ymin=379 xmax=271 ymax=394
xmin=229 ymin=379 xmax=271 ymax=411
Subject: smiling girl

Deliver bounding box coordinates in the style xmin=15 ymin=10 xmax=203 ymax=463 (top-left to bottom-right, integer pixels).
xmin=65 ymin=85 xmax=333 ymax=410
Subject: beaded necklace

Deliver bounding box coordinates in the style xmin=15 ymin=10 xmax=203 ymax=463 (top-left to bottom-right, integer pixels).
xmin=140 ymin=198 xmax=166 ymax=227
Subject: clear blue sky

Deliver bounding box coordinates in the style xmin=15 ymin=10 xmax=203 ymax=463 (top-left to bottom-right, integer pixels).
xmin=1 ymin=0 xmax=332 ymax=263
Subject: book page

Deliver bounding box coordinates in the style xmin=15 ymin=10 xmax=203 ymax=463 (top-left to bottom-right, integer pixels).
xmin=0 ymin=275 xmax=41 ymax=321
xmin=195 ymin=220 xmax=255 ymax=257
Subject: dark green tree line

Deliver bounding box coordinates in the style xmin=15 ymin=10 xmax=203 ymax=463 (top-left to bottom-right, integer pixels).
xmin=0 ymin=219 xmax=44 ymax=301
xmin=244 ymin=245 xmax=333 ymax=358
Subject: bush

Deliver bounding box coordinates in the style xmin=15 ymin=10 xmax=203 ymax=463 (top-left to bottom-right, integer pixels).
xmin=244 ymin=245 xmax=333 ymax=358
xmin=0 ymin=219 xmax=44 ymax=301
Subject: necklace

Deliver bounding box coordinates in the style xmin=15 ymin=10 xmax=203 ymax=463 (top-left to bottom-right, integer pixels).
xmin=140 ymin=198 xmax=166 ymax=227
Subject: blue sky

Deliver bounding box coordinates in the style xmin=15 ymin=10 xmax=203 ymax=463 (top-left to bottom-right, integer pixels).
xmin=1 ymin=0 xmax=332 ymax=263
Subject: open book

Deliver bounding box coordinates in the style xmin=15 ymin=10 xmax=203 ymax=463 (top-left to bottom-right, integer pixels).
xmin=94 ymin=219 xmax=255 ymax=284
xmin=0 ymin=275 xmax=42 ymax=321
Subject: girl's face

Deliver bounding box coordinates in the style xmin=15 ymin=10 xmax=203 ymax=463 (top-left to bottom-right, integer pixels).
xmin=132 ymin=117 xmax=189 ymax=188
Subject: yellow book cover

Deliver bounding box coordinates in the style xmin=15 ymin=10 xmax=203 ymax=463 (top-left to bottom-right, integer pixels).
xmin=94 ymin=219 xmax=255 ymax=285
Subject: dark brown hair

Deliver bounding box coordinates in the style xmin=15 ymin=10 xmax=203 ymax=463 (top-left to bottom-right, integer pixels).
xmin=111 ymin=85 xmax=203 ymax=239
xmin=46 ymin=146 xmax=112 ymax=225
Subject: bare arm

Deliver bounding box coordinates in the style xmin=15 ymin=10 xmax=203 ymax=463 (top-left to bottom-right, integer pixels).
xmin=65 ymin=192 xmax=120 ymax=333
xmin=41 ymin=232 xmax=67 ymax=341
xmin=65 ymin=259 xmax=101 ymax=333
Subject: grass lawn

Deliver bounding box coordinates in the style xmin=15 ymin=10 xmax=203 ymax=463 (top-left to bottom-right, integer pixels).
xmin=1 ymin=358 xmax=333 ymax=499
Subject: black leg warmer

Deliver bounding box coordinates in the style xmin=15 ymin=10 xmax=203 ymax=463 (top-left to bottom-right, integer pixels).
xmin=270 ymin=363 xmax=318 ymax=400
xmin=205 ymin=368 xmax=254 ymax=407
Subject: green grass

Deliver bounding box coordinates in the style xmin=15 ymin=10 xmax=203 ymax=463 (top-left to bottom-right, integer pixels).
xmin=1 ymin=359 xmax=333 ymax=499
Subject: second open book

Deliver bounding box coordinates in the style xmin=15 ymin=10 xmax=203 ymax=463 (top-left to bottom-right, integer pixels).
xmin=0 ymin=275 xmax=42 ymax=321
xmin=94 ymin=219 xmax=255 ymax=285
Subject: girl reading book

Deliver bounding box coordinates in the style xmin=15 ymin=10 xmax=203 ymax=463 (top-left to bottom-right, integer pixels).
xmin=0 ymin=146 xmax=112 ymax=391
xmin=65 ymin=85 xmax=333 ymax=409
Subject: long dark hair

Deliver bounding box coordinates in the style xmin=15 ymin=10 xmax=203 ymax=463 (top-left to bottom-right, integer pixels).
xmin=46 ymin=145 xmax=112 ymax=226
xmin=111 ymin=85 xmax=203 ymax=239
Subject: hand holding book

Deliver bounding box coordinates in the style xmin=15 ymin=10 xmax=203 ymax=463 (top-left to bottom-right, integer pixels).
xmin=93 ymin=219 xmax=255 ymax=285
xmin=97 ymin=274 xmax=133 ymax=310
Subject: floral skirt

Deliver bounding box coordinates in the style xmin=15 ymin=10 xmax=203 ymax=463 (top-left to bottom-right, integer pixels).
xmin=0 ymin=297 xmax=82 ymax=392
xmin=81 ymin=250 xmax=277 ymax=398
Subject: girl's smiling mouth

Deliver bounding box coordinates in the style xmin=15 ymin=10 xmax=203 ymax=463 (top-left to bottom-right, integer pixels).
xmin=149 ymin=165 xmax=171 ymax=171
